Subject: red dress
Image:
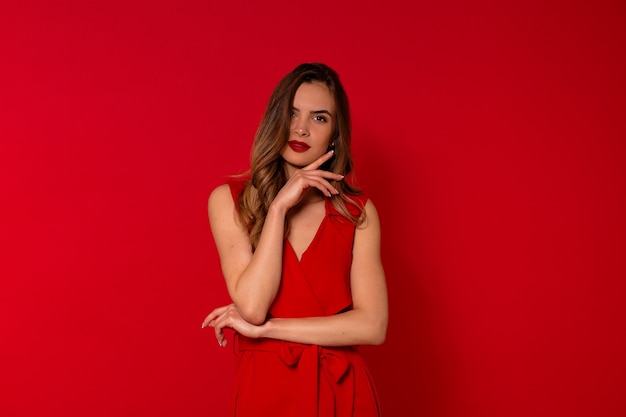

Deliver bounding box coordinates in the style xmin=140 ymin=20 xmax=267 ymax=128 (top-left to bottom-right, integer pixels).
xmin=226 ymin=180 xmax=381 ymax=417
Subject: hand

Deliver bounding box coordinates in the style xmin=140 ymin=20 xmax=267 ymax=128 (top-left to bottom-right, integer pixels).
xmin=201 ymin=304 xmax=263 ymax=347
xmin=272 ymin=150 xmax=344 ymax=211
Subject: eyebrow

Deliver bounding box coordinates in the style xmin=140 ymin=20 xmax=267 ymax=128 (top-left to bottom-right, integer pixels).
xmin=292 ymin=106 xmax=333 ymax=118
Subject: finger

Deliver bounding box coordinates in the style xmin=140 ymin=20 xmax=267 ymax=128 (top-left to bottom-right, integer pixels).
xmin=300 ymin=174 xmax=341 ymax=196
xmin=214 ymin=324 xmax=226 ymax=347
xmin=201 ymin=304 xmax=233 ymax=328
xmin=313 ymin=179 xmax=338 ymax=197
xmin=201 ymin=311 xmax=221 ymax=328
xmin=202 ymin=315 xmax=213 ymax=329
xmin=212 ymin=313 xmax=231 ymax=347
xmin=305 ymin=169 xmax=345 ymax=182
xmin=303 ymin=150 xmax=335 ymax=171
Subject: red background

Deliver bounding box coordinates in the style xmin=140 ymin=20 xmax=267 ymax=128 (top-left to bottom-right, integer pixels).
xmin=2 ymin=1 xmax=625 ymax=416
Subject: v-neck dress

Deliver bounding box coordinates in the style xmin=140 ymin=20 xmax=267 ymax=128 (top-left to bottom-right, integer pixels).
xmin=226 ymin=179 xmax=381 ymax=417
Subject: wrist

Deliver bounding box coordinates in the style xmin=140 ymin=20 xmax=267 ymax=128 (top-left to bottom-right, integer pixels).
xmin=268 ymin=201 xmax=288 ymax=218
xmin=259 ymin=318 xmax=277 ymax=339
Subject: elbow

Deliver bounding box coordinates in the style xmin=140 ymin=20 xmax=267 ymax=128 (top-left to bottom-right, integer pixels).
xmin=236 ymin=303 xmax=268 ymax=326
xmin=371 ymin=333 xmax=386 ymax=346
xmin=366 ymin=317 xmax=388 ymax=346
xmin=243 ymin=312 xmax=267 ymax=326
xmin=371 ymin=324 xmax=387 ymax=345
xmin=230 ymin=289 xmax=270 ymax=326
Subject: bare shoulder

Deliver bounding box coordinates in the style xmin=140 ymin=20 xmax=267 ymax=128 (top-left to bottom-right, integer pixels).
xmin=353 ymin=198 xmax=382 ymax=256
xmin=208 ymin=183 xmax=238 ymax=227
xmin=208 ymin=183 xmax=233 ymax=210
xmin=208 ymin=182 xmax=250 ymax=249
xmin=358 ymin=198 xmax=381 ymax=231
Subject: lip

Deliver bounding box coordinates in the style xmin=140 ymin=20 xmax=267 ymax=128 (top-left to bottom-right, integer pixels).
xmin=287 ymin=140 xmax=311 ymax=153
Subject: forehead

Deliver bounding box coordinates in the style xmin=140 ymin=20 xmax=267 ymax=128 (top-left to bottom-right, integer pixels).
xmin=293 ymin=82 xmax=335 ymax=111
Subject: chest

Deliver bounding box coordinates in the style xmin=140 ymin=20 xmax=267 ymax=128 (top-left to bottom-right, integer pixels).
xmin=286 ymin=199 xmax=327 ymax=262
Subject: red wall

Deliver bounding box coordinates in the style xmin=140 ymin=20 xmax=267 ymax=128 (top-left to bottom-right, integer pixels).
xmin=2 ymin=1 xmax=625 ymax=416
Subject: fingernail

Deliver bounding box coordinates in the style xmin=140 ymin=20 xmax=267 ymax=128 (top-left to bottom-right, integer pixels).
xmin=328 ymin=150 xmax=334 ymax=154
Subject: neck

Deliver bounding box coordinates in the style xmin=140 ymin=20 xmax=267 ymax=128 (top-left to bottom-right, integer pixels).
xmin=298 ymin=188 xmax=324 ymax=206
xmin=283 ymin=161 xmax=299 ymax=179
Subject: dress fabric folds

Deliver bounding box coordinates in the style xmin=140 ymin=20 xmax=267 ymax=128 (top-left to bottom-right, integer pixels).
xmin=226 ymin=179 xmax=381 ymax=417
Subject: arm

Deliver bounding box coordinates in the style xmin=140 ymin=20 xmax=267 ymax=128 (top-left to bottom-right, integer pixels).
xmin=262 ymin=199 xmax=388 ymax=346
xmin=208 ymin=184 xmax=284 ymax=325
xmin=208 ymin=151 xmax=343 ymax=325
xmin=204 ymin=199 xmax=388 ymax=346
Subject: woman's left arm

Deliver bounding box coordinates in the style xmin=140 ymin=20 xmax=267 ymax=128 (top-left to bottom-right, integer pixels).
xmin=203 ymin=199 xmax=388 ymax=347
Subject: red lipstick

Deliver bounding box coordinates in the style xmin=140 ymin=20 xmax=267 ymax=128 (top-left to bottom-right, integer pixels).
xmin=287 ymin=140 xmax=310 ymax=153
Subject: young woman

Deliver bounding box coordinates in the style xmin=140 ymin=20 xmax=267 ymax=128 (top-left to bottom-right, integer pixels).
xmin=202 ymin=63 xmax=388 ymax=417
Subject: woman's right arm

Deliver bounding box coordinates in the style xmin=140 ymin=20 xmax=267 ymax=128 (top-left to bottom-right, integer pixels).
xmin=208 ymin=185 xmax=286 ymax=325
xmin=209 ymin=151 xmax=342 ymax=325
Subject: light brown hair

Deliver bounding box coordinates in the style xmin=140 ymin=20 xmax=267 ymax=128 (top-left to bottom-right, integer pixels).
xmin=236 ymin=63 xmax=364 ymax=250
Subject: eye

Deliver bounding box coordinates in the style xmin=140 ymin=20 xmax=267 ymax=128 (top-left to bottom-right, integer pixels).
xmin=290 ymin=111 xmax=297 ymax=118
xmin=313 ymin=115 xmax=327 ymax=122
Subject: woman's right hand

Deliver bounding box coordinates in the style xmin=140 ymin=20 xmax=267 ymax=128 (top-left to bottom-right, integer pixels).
xmin=202 ymin=304 xmax=263 ymax=347
xmin=271 ymin=150 xmax=344 ymax=212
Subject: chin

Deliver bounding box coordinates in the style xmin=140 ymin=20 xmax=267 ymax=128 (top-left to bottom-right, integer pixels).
xmin=282 ymin=152 xmax=314 ymax=167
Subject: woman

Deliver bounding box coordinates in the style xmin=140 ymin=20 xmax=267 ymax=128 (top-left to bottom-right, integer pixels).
xmin=202 ymin=63 xmax=388 ymax=417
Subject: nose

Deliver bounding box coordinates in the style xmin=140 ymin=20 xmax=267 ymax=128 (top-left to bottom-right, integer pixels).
xmin=292 ymin=118 xmax=309 ymax=137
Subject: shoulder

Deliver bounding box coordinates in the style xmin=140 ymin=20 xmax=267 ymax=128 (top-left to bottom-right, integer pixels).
xmin=208 ymin=184 xmax=237 ymax=222
xmin=363 ymin=198 xmax=376 ymax=212
xmin=352 ymin=199 xmax=383 ymax=272
xmin=359 ymin=198 xmax=381 ymax=231
xmin=208 ymin=176 xmax=249 ymax=208
xmin=209 ymin=183 xmax=232 ymax=205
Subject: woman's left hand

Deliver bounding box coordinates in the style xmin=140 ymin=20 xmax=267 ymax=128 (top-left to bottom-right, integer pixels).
xmin=201 ymin=304 xmax=263 ymax=347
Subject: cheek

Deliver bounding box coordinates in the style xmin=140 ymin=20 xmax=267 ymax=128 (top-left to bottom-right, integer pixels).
xmin=317 ymin=125 xmax=334 ymax=143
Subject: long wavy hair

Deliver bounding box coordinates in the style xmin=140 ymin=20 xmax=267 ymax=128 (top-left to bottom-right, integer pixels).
xmin=236 ymin=63 xmax=364 ymax=250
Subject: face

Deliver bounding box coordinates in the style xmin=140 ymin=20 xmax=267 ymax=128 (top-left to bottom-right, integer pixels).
xmin=281 ymin=81 xmax=335 ymax=175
